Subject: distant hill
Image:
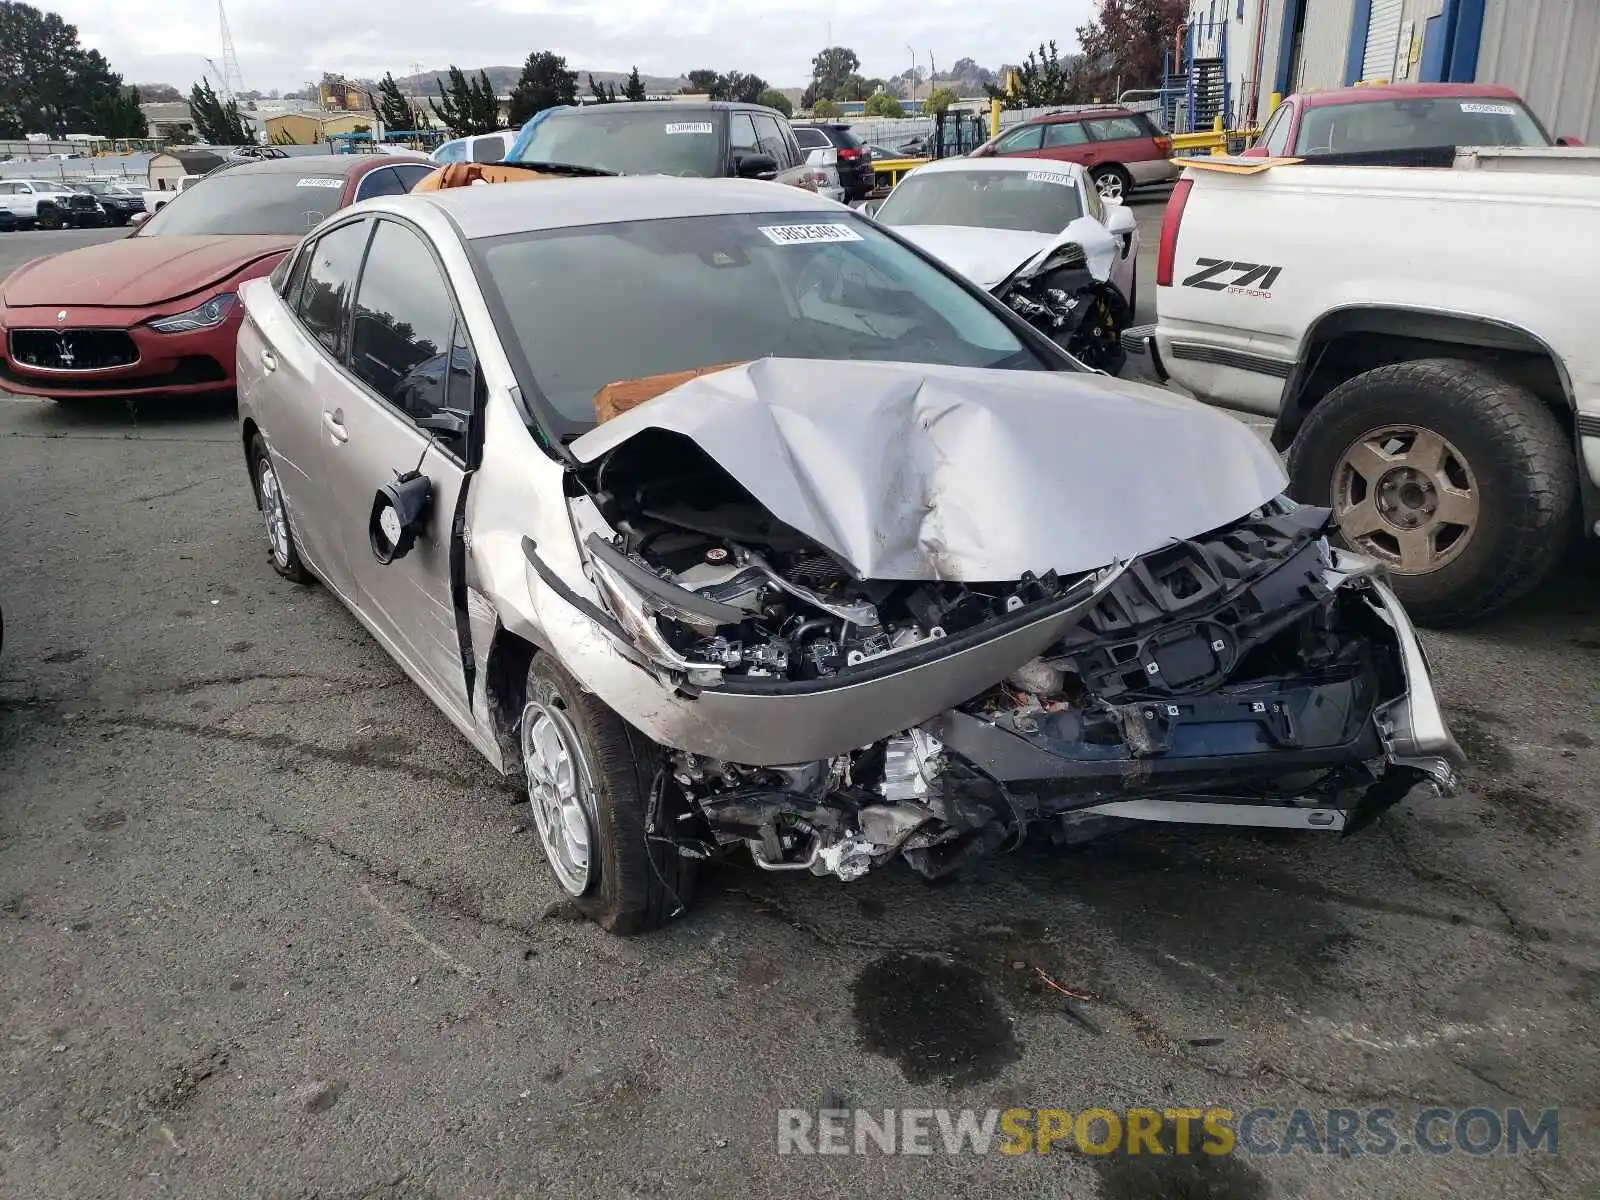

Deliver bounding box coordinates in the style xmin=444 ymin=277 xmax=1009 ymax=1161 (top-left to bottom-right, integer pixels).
xmin=397 ymin=66 xmax=689 ymax=98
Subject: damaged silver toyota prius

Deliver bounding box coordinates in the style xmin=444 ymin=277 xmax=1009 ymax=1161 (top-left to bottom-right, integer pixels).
xmin=235 ymin=175 xmax=1462 ymax=932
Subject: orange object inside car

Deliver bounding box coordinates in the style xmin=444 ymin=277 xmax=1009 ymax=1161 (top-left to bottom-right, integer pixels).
xmin=593 ymin=362 xmax=749 ymax=424
xmin=411 ymin=162 xmax=574 ymax=191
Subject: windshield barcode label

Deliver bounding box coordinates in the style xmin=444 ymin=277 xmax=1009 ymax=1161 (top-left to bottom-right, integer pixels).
xmin=758 ymin=223 xmax=863 ymax=245
xmin=1026 ymin=170 xmax=1076 ymax=187
xmin=296 ymin=177 xmax=343 ymax=188
xmin=665 ymin=122 xmax=714 ymax=135
xmin=1460 ymin=102 xmax=1516 ymax=115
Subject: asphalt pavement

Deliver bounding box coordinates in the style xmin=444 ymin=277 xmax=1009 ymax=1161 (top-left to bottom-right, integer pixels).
xmin=1 ymin=212 xmax=1598 ymax=1199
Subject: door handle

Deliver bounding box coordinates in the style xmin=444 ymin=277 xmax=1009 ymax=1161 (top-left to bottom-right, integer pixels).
xmin=323 ymin=409 xmax=348 ymax=444
xmin=260 ymin=348 xmax=277 ymax=373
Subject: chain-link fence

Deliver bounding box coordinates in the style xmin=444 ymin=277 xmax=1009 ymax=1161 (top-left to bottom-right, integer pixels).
xmin=0 ymin=154 xmax=155 ymax=186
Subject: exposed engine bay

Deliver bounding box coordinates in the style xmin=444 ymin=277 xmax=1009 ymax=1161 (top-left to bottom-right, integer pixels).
xmin=994 ymin=243 xmax=1131 ymax=375
xmin=566 ymin=413 xmax=1464 ymax=885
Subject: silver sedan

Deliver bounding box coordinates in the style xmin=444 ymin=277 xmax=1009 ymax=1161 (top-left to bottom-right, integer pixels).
xmin=236 ymin=177 xmax=1461 ymax=934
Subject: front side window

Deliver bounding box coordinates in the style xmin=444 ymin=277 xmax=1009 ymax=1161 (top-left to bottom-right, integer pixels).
xmin=295 ymin=220 xmax=371 ymax=356
xmin=139 ymin=170 xmax=349 ymax=236
xmin=473 ymin=211 xmax=1044 ymax=435
xmin=1255 ymin=104 xmax=1289 ymax=154
xmin=993 ymin=125 xmax=1044 ymax=153
xmin=1294 ymin=96 xmax=1551 ymax=155
xmin=877 ymin=169 xmax=1085 ymax=234
xmin=751 ymin=113 xmax=792 ymax=166
xmin=514 ymin=108 xmax=724 ymax=177
xmin=729 ymin=113 xmax=761 ymax=156
xmin=471 ymin=134 xmax=508 ymax=163
xmin=348 ymin=220 xmax=463 ymax=427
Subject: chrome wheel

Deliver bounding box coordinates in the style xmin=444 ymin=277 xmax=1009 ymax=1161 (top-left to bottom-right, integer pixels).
xmin=520 ymin=700 xmax=597 ymax=897
xmin=1094 ymin=170 xmax=1125 ymax=201
xmin=257 ymin=454 xmax=291 ymax=568
xmin=1332 ymin=424 xmax=1480 ymax=575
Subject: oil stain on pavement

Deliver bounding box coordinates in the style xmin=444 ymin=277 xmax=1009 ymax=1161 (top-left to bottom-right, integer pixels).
xmin=1089 ymin=1117 xmax=1270 ymax=1200
xmin=852 ymin=951 xmax=1019 ymax=1085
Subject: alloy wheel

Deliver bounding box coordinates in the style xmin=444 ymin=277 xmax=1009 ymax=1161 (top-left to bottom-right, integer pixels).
xmin=520 ymin=700 xmax=598 ymax=897
xmin=1095 ymin=171 xmax=1125 ymax=201
xmin=257 ymin=455 xmax=291 ymax=568
xmin=1332 ymin=424 xmax=1480 ymax=574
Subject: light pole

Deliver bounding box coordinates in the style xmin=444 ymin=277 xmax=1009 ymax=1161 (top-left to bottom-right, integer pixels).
xmin=906 ymin=45 xmax=916 ymax=107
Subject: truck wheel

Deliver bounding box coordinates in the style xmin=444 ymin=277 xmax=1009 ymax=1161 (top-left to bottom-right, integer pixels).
xmin=1287 ymin=358 xmax=1576 ymax=626
xmin=1091 ymin=165 xmax=1131 ymax=202
xmin=520 ymin=655 xmax=695 ymax=934
xmin=36 ymin=205 xmax=64 ymax=230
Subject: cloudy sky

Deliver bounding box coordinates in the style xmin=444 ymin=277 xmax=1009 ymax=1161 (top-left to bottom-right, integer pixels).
xmin=52 ymin=0 xmax=1094 ymax=93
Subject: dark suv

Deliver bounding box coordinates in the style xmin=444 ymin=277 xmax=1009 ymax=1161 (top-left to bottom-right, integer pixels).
xmin=792 ymin=122 xmax=874 ymax=200
xmin=511 ymin=101 xmax=818 ymax=190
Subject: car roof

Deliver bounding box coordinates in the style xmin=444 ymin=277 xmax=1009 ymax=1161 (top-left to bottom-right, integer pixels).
xmin=396 ymin=175 xmax=848 ymax=239
xmin=1299 ymin=82 xmax=1523 ymax=109
xmin=221 ymin=154 xmax=407 ymax=176
xmin=1023 ymin=106 xmax=1134 ymax=125
xmin=903 ymin=157 xmax=1087 ymax=179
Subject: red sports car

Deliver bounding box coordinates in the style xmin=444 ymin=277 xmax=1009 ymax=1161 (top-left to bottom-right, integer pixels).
xmin=0 ymin=154 xmax=435 ymax=402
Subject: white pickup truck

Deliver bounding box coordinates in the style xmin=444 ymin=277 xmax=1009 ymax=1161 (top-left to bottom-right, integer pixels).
xmin=142 ymin=173 xmax=200 ymax=214
xmin=1130 ymin=147 xmax=1599 ymax=626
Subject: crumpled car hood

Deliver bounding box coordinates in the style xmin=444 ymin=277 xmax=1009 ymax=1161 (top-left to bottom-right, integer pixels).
xmin=893 ymin=217 xmax=1117 ymax=289
xmin=570 ymin=358 xmax=1287 ymax=582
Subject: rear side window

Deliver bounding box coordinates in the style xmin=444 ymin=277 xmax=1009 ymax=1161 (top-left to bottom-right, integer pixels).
xmin=1042 ymin=121 xmax=1089 ymax=148
xmin=794 ymin=127 xmax=829 ymax=149
xmin=472 ymin=134 xmax=508 ymax=162
xmin=833 ymin=127 xmax=863 ymax=149
xmin=994 ymin=125 xmax=1043 ymax=153
xmin=354 ymin=167 xmax=405 ymax=200
xmin=393 ymin=163 xmax=436 ymax=191
xmin=295 ymin=220 xmax=372 ymax=357
xmin=1084 ymin=116 xmax=1148 ymax=141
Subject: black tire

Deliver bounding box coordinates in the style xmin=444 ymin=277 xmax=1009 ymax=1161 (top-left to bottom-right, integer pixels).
xmin=1091 ymin=164 xmax=1132 ymax=203
xmin=248 ymin=433 xmax=314 ymax=584
xmin=36 ymin=205 xmax=64 ymax=230
xmin=1286 ymin=358 xmax=1576 ymax=626
xmin=522 ymin=655 xmax=695 ymax=934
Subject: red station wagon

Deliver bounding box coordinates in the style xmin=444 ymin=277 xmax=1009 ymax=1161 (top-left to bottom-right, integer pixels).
xmin=970 ymin=106 xmax=1177 ymax=201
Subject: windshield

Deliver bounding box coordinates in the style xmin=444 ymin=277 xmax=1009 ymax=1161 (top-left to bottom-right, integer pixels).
xmin=83 ymin=180 xmax=133 ymax=194
xmin=474 ymin=212 xmax=1044 ymax=432
xmin=876 ymin=169 xmax=1085 ymax=234
xmin=512 ymin=109 xmax=723 ymax=176
xmin=1296 ymin=97 xmax=1551 ymax=155
xmin=137 ymin=170 xmax=346 ymax=236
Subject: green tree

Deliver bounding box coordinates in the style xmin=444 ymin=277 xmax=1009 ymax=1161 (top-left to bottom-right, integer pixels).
xmin=87 ymin=83 xmax=146 ymax=138
xmin=376 ymin=71 xmax=421 ymax=132
xmin=587 ymin=73 xmax=616 ymax=104
xmin=0 ymin=3 xmax=143 ymax=137
xmin=807 ymin=45 xmax=860 ymax=105
xmin=923 ymin=85 xmax=959 ymax=116
xmin=755 ymin=88 xmax=792 ymax=118
xmin=429 ymin=65 xmax=500 ymax=135
xmin=716 ymin=71 xmax=768 ymax=104
xmin=984 ymin=41 xmax=1080 ymax=109
xmin=622 ymin=66 xmax=647 ymax=102
xmin=813 ymin=98 xmax=842 ymax=119
xmin=863 ymin=92 xmax=903 ymax=118
xmin=188 ymin=77 xmax=250 ymax=143
xmin=684 ymin=69 xmax=719 ymax=94
xmin=509 ymin=51 xmax=578 ymax=125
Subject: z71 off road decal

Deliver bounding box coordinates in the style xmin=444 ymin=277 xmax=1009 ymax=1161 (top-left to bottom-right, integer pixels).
xmin=1181 ymin=258 xmax=1283 ymax=298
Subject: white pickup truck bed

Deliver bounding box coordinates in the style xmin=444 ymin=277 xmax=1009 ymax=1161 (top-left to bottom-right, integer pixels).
xmin=1132 ymin=149 xmax=1599 ymax=625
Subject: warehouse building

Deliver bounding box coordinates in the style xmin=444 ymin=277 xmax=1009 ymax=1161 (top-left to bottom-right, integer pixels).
xmin=1176 ymin=0 xmax=1599 ymax=142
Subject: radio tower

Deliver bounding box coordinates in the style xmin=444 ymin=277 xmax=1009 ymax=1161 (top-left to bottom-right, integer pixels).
xmin=217 ymin=0 xmax=245 ymax=102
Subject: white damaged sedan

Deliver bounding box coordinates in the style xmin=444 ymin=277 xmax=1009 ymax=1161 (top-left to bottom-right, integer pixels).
xmin=869 ymin=158 xmax=1140 ymax=373
xmin=236 ymin=176 xmax=1461 ymax=933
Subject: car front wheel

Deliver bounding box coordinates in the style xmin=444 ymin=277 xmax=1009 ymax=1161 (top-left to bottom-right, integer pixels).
xmin=1287 ymin=358 xmax=1576 ymax=625
xmin=520 ymin=655 xmax=695 ymax=933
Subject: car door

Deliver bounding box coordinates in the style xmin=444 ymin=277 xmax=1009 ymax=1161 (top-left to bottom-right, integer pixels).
xmin=319 ymin=216 xmax=478 ymax=716
xmin=987 ymin=124 xmax=1044 ymax=159
xmin=249 ymin=219 xmax=375 ymax=594
xmin=1038 ymin=119 xmax=1092 ymax=165
xmin=1082 ymin=114 xmax=1157 ymax=176
xmin=0 ymin=183 xmax=20 ymax=218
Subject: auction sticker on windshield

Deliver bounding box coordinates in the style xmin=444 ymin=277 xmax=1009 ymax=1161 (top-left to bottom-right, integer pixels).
xmin=297 ymin=177 xmax=343 ymax=188
xmin=1026 ymin=170 xmax=1076 ymax=187
xmin=759 ymin=224 xmax=865 ymax=245
xmin=1460 ymin=102 xmax=1517 ymax=115
xmin=665 ymin=122 xmax=715 ymax=135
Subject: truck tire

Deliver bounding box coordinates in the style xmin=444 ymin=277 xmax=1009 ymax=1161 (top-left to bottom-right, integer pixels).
xmin=520 ymin=655 xmax=695 ymax=934
xmin=36 ymin=204 xmax=64 ymax=230
xmin=1287 ymin=358 xmax=1576 ymax=626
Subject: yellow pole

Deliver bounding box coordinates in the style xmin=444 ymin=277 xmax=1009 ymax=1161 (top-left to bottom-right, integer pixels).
xmin=1269 ymin=91 xmax=1282 ymax=114
xmin=990 ymin=97 xmax=1000 ymax=140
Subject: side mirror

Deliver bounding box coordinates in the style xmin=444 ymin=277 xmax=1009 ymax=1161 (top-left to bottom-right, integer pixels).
xmin=1105 ymin=205 xmax=1137 ymax=236
xmin=735 ymin=152 xmax=779 ymax=180
xmin=368 ymin=472 xmax=433 ymax=563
